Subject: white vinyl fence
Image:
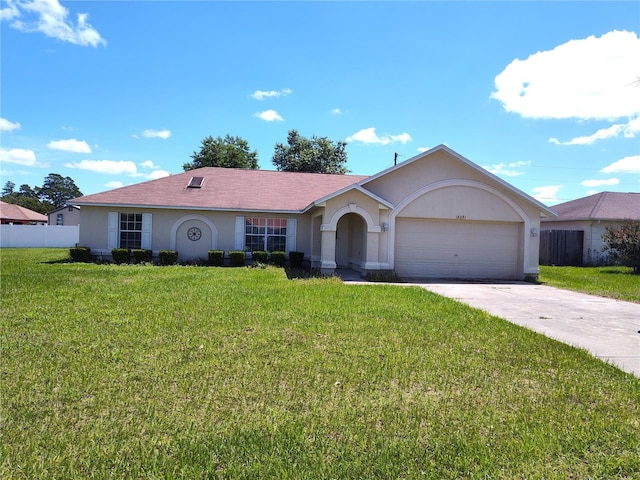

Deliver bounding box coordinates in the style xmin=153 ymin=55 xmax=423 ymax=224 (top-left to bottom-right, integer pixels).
xmin=0 ymin=224 xmax=79 ymax=248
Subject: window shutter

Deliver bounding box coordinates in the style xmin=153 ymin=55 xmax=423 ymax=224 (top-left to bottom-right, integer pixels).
xmin=234 ymin=216 xmax=245 ymax=250
xmin=286 ymin=218 xmax=297 ymax=252
xmin=108 ymin=212 xmax=118 ymax=249
xmin=141 ymin=213 xmax=152 ymax=249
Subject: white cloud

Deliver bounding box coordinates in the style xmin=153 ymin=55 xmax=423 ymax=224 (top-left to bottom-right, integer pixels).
xmin=482 ymin=160 xmax=531 ymax=177
xmin=549 ymin=115 xmax=640 ymax=145
xmin=47 ymin=138 xmax=91 ymax=153
xmin=0 ymin=1 xmax=20 ymax=21
xmin=104 ymin=181 xmax=123 ymax=189
xmin=0 ymin=148 xmax=39 ymax=166
xmin=65 ymin=159 xmax=137 ymax=175
xmin=346 ymin=127 xmax=412 ymax=145
xmin=0 ymin=117 xmax=21 ymax=132
xmin=142 ymin=129 xmax=171 ymax=139
xmin=140 ymin=160 xmax=159 ymax=169
xmin=532 ymin=185 xmax=563 ymax=204
xmin=147 ymin=169 xmax=170 ymax=180
xmin=581 ymin=178 xmax=620 ymax=187
xmin=330 ymin=108 xmax=342 ymax=115
xmin=492 ymin=30 xmax=640 ymax=120
xmin=251 ymin=88 xmax=292 ymax=100
xmin=601 ymin=155 xmax=640 ymax=174
xmin=254 ymin=110 xmax=284 ymax=122
xmin=5 ymin=0 xmax=106 ymax=47
xmin=549 ymin=124 xmax=626 ymax=146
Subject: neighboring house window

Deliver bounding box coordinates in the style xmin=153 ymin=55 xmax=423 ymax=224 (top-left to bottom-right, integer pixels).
xmin=56 ymin=213 xmax=64 ymax=225
xmin=119 ymin=213 xmax=143 ymax=249
xmin=245 ymin=217 xmax=287 ymax=252
xmin=68 ymin=206 xmax=74 ymax=212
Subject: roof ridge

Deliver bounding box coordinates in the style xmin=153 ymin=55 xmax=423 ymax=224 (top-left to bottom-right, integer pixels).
xmin=588 ymin=191 xmax=606 ymax=219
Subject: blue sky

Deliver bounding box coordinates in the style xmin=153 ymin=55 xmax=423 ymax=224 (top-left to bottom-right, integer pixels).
xmin=1 ymin=0 xmax=639 ymax=205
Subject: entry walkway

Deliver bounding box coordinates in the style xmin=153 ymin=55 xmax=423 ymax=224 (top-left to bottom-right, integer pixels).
xmin=344 ymin=274 xmax=640 ymax=377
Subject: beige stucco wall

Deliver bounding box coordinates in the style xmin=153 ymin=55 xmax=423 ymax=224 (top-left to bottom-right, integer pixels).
xmin=79 ymin=206 xmax=312 ymax=261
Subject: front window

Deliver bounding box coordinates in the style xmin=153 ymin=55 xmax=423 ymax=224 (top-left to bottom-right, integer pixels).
xmin=120 ymin=213 xmax=142 ymax=249
xmin=245 ymin=217 xmax=287 ymax=252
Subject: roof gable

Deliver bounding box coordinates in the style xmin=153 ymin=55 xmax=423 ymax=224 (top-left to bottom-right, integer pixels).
xmin=360 ymin=144 xmax=556 ymax=217
xmin=547 ymin=192 xmax=640 ymax=221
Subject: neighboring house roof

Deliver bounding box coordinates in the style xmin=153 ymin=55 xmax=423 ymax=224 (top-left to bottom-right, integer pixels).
xmin=543 ymin=192 xmax=640 ymax=222
xmin=72 ymin=168 xmax=369 ymax=212
xmin=0 ymin=201 xmax=48 ymax=223
xmin=48 ymin=205 xmax=80 ymax=215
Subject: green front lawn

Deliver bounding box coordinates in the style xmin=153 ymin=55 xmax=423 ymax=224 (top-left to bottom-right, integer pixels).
xmin=1 ymin=249 xmax=639 ymax=479
xmin=539 ymin=265 xmax=640 ymax=303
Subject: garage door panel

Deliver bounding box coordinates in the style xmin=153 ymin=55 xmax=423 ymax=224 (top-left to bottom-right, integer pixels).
xmin=395 ymin=219 xmax=519 ymax=279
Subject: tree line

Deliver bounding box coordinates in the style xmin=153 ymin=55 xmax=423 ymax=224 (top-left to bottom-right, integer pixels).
xmin=1 ymin=174 xmax=82 ymax=215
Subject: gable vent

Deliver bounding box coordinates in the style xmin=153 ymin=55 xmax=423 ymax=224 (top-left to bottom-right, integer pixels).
xmin=187 ymin=176 xmax=204 ymax=188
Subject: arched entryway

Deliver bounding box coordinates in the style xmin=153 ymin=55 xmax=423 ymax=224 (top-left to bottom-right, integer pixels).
xmin=335 ymin=212 xmax=367 ymax=271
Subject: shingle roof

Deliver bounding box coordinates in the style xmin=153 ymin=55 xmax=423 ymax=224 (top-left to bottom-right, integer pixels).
xmin=72 ymin=168 xmax=369 ymax=212
xmin=545 ymin=192 xmax=640 ymax=222
xmin=0 ymin=201 xmax=48 ymax=223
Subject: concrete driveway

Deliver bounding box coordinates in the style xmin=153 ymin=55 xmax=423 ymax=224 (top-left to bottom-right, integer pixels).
xmin=416 ymin=281 xmax=640 ymax=377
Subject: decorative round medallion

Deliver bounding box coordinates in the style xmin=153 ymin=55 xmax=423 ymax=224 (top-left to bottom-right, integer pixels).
xmin=187 ymin=226 xmax=202 ymax=241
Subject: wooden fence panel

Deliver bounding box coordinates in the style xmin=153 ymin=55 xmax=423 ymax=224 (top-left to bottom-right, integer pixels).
xmin=539 ymin=230 xmax=584 ymax=266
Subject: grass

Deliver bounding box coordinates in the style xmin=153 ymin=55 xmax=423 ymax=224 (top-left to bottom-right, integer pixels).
xmin=1 ymin=248 xmax=639 ymax=479
xmin=539 ymin=265 xmax=640 ymax=303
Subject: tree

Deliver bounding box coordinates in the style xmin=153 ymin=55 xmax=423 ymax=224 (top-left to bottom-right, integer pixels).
xmin=2 ymin=181 xmax=15 ymax=196
xmin=18 ymin=184 xmax=38 ymax=198
xmin=272 ymin=129 xmax=349 ymax=174
xmin=602 ymin=221 xmax=640 ymax=274
xmin=38 ymin=173 xmax=83 ymax=209
xmin=184 ymin=135 xmax=259 ymax=171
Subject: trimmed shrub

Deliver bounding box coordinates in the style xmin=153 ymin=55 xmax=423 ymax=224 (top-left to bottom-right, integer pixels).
xmin=289 ymin=251 xmax=304 ymax=268
xmin=229 ymin=250 xmax=246 ymax=267
xmin=252 ymin=250 xmax=269 ymax=263
xmin=111 ymin=248 xmax=130 ymax=265
xmin=132 ymin=249 xmax=152 ymax=264
xmin=271 ymin=251 xmax=286 ymax=267
xmin=208 ymin=250 xmax=225 ymax=266
xmin=159 ymin=250 xmax=178 ymax=266
xmin=69 ymin=246 xmax=91 ymax=263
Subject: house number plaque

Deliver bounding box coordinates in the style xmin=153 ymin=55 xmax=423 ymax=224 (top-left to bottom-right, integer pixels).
xmin=187 ymin=226 xmax=202 ymax=241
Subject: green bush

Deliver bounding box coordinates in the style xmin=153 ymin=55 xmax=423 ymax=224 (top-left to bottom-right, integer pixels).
xmin=251 ymin=250 xmax=269 ymax=263
xmin=69 ymin=246 xmax=91 ymax=263
xmin=111 ymin=248 xmax=130 ymax=265
xmin=229 ymin=250 xmax=246 ymax=267
xmin=208 ymin=250 xmax=225 ymax=266
xmin=289 ymin=251 xmax=304 ymax=268
xmin=271 ymin=251 xmax=286 ymax=267
xmin=132 ymin=249 xmax=152 ymax=264
xmin=159 ymin=250 xmax=178 ymax=266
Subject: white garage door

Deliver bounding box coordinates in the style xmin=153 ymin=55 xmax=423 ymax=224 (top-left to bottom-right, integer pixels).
xmin=395 ymin=219 xmax=520 ymax=279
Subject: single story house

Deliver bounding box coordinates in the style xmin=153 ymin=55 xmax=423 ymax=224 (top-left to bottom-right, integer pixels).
xmin=48 ymin=205 xmax=81 ymax=226
xmin=540 ymin=191 xmax=640 ymax=266
xmin=72 ymin=145 xmax=556 ymax=280
xmin=0 ymin=200 xmax=48 ymax=225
